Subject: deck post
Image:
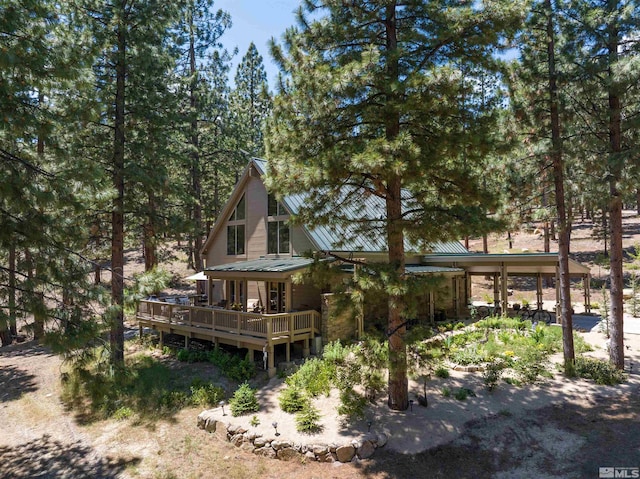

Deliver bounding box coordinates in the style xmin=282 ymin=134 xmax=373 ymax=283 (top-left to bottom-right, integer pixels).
xmin=286 ymin=342 xmax=290 ymax=363
xmin=584 ymin=274 xmax=591 ymax=313
xmin=303 ymin=338 xmax=310 ymax=358
xmin=184 ymin=335 xmax=189 ymax=349
xmin=159 ymin=330 xmax=164 ymax=348
xmin=268 ymin=344 xmax=275 ymax=378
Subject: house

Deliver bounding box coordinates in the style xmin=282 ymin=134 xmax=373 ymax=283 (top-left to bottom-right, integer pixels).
xmin=136 ymin=158 xmax=592 ymax=376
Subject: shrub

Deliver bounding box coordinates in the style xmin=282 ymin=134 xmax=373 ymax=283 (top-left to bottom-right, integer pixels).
xmin=454 ymin=388 xmax=470 ymax=401
xmin=112 ymin=406 xmax=134 ymax=420
xmin=286 ymin=357 xmax=333 ymax=397
xmin=441 ymin=386 xmax=451 ymax=397
xmin=159 ymin=390 xmax=190 ymax=411
xmin=434 ymin=366 xmax=450 ymax=379
xmin=574 ymin=357 xmax=626 ymax=385
xmin=337 ymin=389 xmax=367 ymax=420
xmin=450 ymin=347 xmax=483 ymax=366
xmin=295 ymin=402 xmax=322 ymax=433
xmin=190 ymin=380 xmax=225 ymax=407
xmin=483 ymin=359 xmax=507 ymax=391
xmin=250 ymin=415 xmax=260 ymax=427
xmin=278 ymin=386 xmax=309 ymax=413
xmin=322 ymin=340 xmax=350 ymax=364
xmin=229 ymin=382 xmax=259 ymax=416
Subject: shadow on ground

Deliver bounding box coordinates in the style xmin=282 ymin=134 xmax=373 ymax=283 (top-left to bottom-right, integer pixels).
xmin=356 ymin=393 xmax=640 ymax=479
xmin=0 ymin=435 xmax=140 ymax=479
xmin=0 ymin=365 xmax=38 ymax=402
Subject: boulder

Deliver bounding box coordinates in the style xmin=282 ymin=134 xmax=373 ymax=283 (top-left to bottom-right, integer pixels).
xmin=336 ymin=445 xmax=356 ymax=463
xmin=230 ymin=434 xmax=245 ymax=447
xmin=312 ymin=444 xmax=329 ymax=456
xmin=277 ymin=447 xmax=300 ymax=461
xmin=357 ymin=440 xmax=375 ymax=459
xmin=304 ymin=451 xmax=316 ymax=461
xmin=253 ymin=437 xmax=270 ymax=448
xmin=376 ymin=433 xmax=388 ymax=448
xmin=271 ymin=439 xmax=292 ymax=450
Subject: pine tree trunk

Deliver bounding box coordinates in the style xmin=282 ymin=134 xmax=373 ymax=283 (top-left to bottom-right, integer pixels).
xmin=9 ymin=244 xmax=17 ymax=337
xmin=189 ymin=28 xmax=204 ymax=275
xmin=482 ymin=234 xmax=488 ymax=254
xmin=546 ymin=0 xmax=574 ymax=374
xmin=144 ymin=192 xmax=157 ymax=271
xmin=384 ymin=4 xmax=408 ymax=411
xmin=607 ymin=19 xmax=624 ymax=369
xmin=636 ymin=189 xmax=640 ymax=216
xmin=110 ymin=7 xmax=126 ymax=367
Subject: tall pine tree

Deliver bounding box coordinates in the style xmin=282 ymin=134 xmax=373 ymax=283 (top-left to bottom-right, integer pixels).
xmin=266 ymin=0 xmax=523 ymax=410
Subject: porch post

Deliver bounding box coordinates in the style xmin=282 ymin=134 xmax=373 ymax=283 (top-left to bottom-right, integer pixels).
xmin=500 ymin=263 xmax=508 ymax=315
xmin=493 ymin=274 xmax=500 ymax=308
xmin=303 ymin=338 xmax=310 ymax=358
xmin=285 ymin=280 xmax=292 ymax=312
xmin=454 ymin=277 xmax=460 ymax=318
xmin=268 ymin=344 xmax=275 ymax=378
xmin=428 ymin=291 xmax=435 ymax=322
xmin=285 ymin=342 xmax=290 ymax=363
xmin=536 ymin=274 xmax=543 ymax=310
xmin=585 ymin=273 xmax=591 ymax=313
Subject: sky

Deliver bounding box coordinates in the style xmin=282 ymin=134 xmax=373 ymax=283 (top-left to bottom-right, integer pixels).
xmin=214 ymin=0 xmax=301 ymax=87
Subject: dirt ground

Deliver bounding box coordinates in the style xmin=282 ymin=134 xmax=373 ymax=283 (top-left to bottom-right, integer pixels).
xmin=2 ymin=214 xmax=640 ymax=478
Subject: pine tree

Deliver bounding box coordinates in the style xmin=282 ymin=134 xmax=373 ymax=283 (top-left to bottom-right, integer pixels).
xmin=514 ymin=0 xmax=577 ymax=373
xmin=230 ymin=42 xmax=272 ymax=158
xmin=562 ymin=0 xmax=640 ymax=369
xmin=266 ymin=1 xmax=524 ymax=410
xmin=174 ymin=0 xmax=233 ymax=272
xmin=1 ymin=0 xmax=103 ymax=348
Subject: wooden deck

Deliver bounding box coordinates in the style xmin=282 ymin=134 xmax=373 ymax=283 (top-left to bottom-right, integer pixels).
xmin=136 ymin=300 xmax=321 ymax=376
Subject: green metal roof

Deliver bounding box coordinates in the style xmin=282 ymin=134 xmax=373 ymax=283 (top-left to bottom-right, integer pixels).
xmin=205 ymin=257 xmax=318 ymax=274
xmin=405 ymin=265 xmax=464 ymax=274
xmin=253 ymin=159 xmax=469 ymax=255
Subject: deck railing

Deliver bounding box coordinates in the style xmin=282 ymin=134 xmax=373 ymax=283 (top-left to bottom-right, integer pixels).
xmin=136 ymin=300 xmax=321 ymax=343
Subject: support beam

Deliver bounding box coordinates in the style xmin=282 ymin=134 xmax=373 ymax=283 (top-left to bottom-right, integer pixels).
xmin=584 ymin=274 xmax=591 ymax=313
xmin=303 ymin=338 xmax=310 ymax=358
xmin=493 ymin=275 xmax=500 ymax=309
xmin=268 ymin=344 xmax=275 ymax=378
xmin=500 ymin=263 xmax=508 ymax=316
xmin=428 ymin=291 xmax=435 ymax=323
xmin=536 ymin=274 xmax=543 ymax=310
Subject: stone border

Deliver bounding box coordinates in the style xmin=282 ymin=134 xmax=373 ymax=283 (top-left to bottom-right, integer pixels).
xmin=197 ymin=410 xmax=387 ymax=463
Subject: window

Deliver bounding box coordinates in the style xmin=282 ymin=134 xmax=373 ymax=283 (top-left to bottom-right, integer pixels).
xmin=227 ymin=224 xmax=245 ymax=255
xmin=268 ymin=221 xmax=289 ymax=254
xmin=267 ymin=194 xmax=289 ymax=254
xmin=227 ymin=194 xmax=246 ymax=255
xmin=229 ymin=194 xmax=246 ymax=221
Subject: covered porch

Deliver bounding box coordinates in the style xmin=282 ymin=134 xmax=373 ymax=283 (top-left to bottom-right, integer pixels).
xmin=423 ymin=253 xmax=592 ymax=319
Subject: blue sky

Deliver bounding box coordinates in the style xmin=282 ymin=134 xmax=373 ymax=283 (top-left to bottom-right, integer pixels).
xmin=215 ymin=0 xmax=301 ymax=87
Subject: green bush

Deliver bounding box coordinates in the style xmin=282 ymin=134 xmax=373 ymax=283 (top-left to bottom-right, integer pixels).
xmin=159 ymin=390 xmax=190 ymax=411
xmin=278 ymin=386 xmax=309 ymax=413
xmin=112 ymin=406 xmax=134 ymax=420
xmin=190 ymin=380 xmax=225 ymax=407
xmin=483 ymin=359 xmax=507 ymax=391
xmin=441 ymin=386 xmax=451 ymax=397
xmin=454 ymin=388 xmax=470 ymax=401
xmin=434 ymin=366 xmax=450 ymax=379
xmin=229 ymin=382 xmax=259 ymax=416
xmin=574 ymin=357 xmax=626 ymax=385
xmin=295 ymin=402 xmax=322 ymax=433
xmin=450 ymin=346 xmax=483 ymax=366
xmin=322 ymin=340 xmax=350 ymax=364
xmin=286 ymin=357 xmax=333 ymax=397
xmin=337 ymin=388 xmax=368 ymax=420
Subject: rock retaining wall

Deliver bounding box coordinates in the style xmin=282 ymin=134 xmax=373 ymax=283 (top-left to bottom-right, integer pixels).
xmin=197 ymin=410 xmax=387 ymax=463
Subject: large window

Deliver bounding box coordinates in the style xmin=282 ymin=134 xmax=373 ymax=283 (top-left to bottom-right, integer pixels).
xmin=267 ymin=194 xmax=289 ymax=254
xmin=227 ymin=224 xmax=245 ymax=255
xmin=227 ymin=195 xmax=246 ymax=255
